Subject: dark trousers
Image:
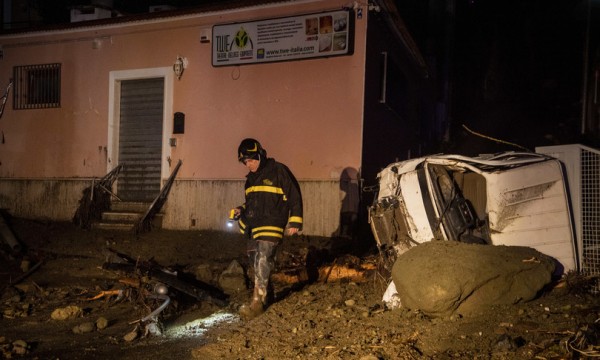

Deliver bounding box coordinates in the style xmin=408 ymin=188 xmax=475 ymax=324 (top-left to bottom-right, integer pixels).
xmin=247 ymin=239 xmax=277 ymax=303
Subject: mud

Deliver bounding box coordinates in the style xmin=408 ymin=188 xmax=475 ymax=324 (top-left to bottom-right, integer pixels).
xmin=0 ymin=218 xmax=599 ymax=359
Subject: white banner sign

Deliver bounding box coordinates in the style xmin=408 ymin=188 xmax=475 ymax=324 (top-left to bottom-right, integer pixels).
xmin=212 ymin=10 xmax=353 ymax=66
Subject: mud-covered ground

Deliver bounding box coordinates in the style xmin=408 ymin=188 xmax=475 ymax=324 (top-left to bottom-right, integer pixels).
xmin=0 ymin=218 xmax=599 ymax=360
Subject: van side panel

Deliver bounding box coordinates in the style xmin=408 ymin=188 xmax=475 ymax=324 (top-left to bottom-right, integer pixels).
xmin=486 ymin=160 xmax=577 ymax=272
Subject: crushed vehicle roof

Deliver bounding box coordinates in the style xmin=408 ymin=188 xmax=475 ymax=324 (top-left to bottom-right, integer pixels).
xmin=379 ymin=151 xmax=557 ymax=176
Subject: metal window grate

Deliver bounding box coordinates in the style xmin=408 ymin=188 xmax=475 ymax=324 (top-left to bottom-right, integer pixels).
xmin=13 ymin=63 xmax=61 ymax=109
xmin=581 ymin=147 xmax=600 ymax=291
xmin=536 ymin=144 xmax=600 ymax=292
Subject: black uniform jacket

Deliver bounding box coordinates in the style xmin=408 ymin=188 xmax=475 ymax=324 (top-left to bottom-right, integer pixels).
xmin=238 ymin=158 xmax=303 ymax=241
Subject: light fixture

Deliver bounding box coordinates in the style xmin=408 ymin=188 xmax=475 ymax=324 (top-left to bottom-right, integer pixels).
xmin=92 ymin=38 xmax=102 ymax=49
xmin=173 ymin=56 xmax=185 ymax=80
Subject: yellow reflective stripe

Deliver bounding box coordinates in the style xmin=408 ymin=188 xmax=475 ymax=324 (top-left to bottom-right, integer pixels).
xmin=253 ymin=232 xmax=283 ymax=239
xmin=288 ymin=216 xmax=303 ymax=224
xmin=252 ymin=226 xmax=284 ymax=240
xmin=252 ymin=226 xmax=284 ymax=233
xmin=246 ymin=186 xmax=284 ymax=196
xmin=239 ymin=229 xmax=245 ymax=234
xmin=239 ymin=219 xmax=247 ymax=229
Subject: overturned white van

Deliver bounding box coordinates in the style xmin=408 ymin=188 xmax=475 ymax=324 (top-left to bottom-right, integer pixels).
xmin=369 ymin=151 xmax=578 ymax=275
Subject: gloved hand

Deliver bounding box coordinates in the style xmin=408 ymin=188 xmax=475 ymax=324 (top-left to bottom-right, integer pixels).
xmin=286 ymin=227 xmax=300 ymax=235
xmin=229 ymin=207 xmax=242 ymax=221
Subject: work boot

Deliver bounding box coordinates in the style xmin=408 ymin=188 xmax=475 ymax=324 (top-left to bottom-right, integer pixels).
xmin=238 ymin=297 xmax=264 ymax=320
xmin=239 ymin=288 xmax=265 ymax=320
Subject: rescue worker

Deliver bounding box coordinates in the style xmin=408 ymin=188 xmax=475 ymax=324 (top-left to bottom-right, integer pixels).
xmin=231 ymin=138 xmax=303 ymax=320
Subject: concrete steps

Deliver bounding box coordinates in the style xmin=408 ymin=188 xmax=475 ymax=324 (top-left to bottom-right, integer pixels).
xmin=92 ymin=202 xmax=163 ymax=231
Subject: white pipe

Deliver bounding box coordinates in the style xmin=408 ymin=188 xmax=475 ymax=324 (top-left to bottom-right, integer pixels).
xmin=141 ymin=294 xmax=170 ymax=322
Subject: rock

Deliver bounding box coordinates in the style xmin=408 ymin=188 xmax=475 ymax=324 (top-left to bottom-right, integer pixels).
xmin=20 ymin=259 xmax=30 ymax=272
xmin=218 ymin=260 xmax=246 ymax=294
xmin=194 ymin=264 xmax=214 ymax=283
xmin=11 ymin=340 xmax=28 ymax=355
xmin=123 ymin=329 xmax=138 ymax=342
xmin=3 ymin=309 xmax=15 ymax=318
xmin=392 ymin=241 xmax=555 ymax=317
xmin=51 ymin=305 xmax=83 ymax=320
xmin=96 ymin=317 xmax=109 ymax=330
xmin=72 ymin=322 xmax=95 ymax=334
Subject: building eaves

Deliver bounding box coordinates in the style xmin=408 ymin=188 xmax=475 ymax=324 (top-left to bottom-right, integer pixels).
xmin=375 ymin=0 xmax=429 ymax=78
xmin=0 ymin=0 xmax=298 ymax=37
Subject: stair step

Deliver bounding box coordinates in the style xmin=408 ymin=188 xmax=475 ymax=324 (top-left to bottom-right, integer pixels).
xmin=92 ymin=222 xmax=135 ymax=231
xmin=92 ymin=201 xmax=164 ymax=231
xmin=102 ymin=212 xmax=142 ymax=222
xmin=111 ymin=201 xmax=152 ymax=213
xmin=94 ymin=213 xmax=163 ymax=231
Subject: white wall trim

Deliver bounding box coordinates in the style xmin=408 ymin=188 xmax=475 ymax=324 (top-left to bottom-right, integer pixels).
xmin=107 ymin=67 xmax=174 ymax=182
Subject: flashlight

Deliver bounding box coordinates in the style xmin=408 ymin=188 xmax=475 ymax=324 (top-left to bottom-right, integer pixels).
xmin=227 ymin=208 xmax=240 ymax=228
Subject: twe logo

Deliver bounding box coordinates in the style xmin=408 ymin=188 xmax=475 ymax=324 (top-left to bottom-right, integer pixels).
xmin=216 ymin=27 xmax=254 ymax=52
xmin=233 ymin=27 xmax=253 ymax=50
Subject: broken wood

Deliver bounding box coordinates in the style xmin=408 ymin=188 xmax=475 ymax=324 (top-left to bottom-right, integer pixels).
xmin=271 ymin=261 xmax=377 ymax=285
xmin=119 ymin=277 xmax=141 ymax=288
xmin=84 ymin=289 xmax=123 ymax=301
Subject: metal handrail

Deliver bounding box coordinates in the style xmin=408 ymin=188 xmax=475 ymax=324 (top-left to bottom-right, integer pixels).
xmin=72 ymin=164 xmax=123 ymax=229
xmin=134 ymin=159 xmax=182 ymax=234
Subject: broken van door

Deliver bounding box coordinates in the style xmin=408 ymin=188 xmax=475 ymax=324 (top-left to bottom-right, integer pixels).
xmin=370 ymin=152 xmax=578 ymax=274
xmin=424 ymin=163 xmax=483 ymax=243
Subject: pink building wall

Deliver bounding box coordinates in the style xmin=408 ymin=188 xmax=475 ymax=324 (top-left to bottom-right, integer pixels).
xmin=0 ymin=1 xmax=369 ymax=234
xmin=0 ymin=0 xmax=366 ymax=182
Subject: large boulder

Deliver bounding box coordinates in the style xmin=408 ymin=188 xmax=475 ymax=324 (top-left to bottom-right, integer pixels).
xmin=391 ymin=241 xmax=556 ymax=317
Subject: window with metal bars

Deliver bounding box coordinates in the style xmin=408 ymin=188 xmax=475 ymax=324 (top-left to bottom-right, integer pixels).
xmin=13 ymin=63 xmax=61 ymax=109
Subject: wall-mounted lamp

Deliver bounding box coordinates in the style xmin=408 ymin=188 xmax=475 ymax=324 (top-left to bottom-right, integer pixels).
xmin=91 ymin=36 xmax=112 ymax=50
xmin=173 ymin=56 xmax=187 ymax=80
xmin=92 ymin=38 xmax=102 ymax=49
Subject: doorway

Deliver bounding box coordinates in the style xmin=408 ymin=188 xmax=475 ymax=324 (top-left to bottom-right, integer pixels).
xmin=107 ymin=67 xmax=174 ymax=202
xmin=117 ymin=78 xmax=164 ymax=202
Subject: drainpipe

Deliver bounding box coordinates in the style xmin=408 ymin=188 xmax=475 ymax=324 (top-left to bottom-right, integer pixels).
xmin=3 ymin=0 xmax=11 ymax=30
xmin=581 ymin=0 xmax=591 ymax=135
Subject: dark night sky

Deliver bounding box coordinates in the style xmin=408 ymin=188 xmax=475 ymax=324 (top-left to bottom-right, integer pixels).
xmin=450 ymin=0 xmax=589 ymax=153
xmin=396 ymin=0 xmax=591 ymax=154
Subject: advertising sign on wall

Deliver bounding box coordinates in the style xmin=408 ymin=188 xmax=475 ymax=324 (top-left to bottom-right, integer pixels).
xmin=212 ymin=10 xmax=354 ymax=67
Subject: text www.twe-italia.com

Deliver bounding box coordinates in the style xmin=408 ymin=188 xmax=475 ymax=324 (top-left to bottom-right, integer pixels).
xmin=266 ymin=46 xmax=315 ymax=56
